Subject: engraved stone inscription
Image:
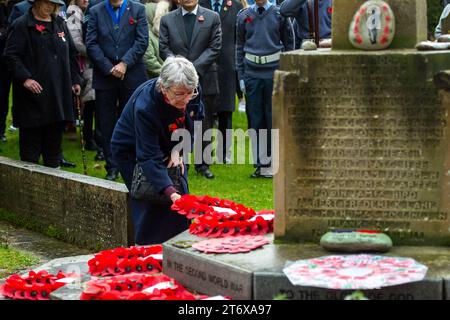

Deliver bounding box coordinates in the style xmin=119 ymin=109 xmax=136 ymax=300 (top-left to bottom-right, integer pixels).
xmin=275 ymin=52 xmax=450 ymax=245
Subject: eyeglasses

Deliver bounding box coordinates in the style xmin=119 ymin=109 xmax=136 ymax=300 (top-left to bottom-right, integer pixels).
xmin=166 ymin=87 xmax=199 ymax=101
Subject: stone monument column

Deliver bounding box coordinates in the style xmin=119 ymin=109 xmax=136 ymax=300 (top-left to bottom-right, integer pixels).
xmin=273 ymin=0 xmax=450 ymax=246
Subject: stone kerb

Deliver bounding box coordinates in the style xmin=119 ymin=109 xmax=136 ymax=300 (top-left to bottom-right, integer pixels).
xmin=332 ymin=0 xmax=427 ymax=49
xmin=0 ymin=157 xmax=130 ymax=250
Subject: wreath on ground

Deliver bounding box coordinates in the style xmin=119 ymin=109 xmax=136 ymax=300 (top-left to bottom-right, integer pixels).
xmin=81 ymin=273 xmax=205 ymax=300
xmin=87 ymin=245 xmax=163 ymax=276
xmin=0 ymin=270 xmax=79 ymax=300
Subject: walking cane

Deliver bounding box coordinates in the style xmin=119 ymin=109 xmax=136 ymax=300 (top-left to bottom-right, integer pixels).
xmin=74 ymin=94 xmax=88 ymax=175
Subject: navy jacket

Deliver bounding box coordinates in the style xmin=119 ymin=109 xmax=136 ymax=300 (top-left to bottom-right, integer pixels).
xmin=280 ymin=0 xmax=332 ymax=45
xmin=86 ymin=0 xmax=149 ymax=90
xmin=111 ymin=78 xmax=203 ymax=191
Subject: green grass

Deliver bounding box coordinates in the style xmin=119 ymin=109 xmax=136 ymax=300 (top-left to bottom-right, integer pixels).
xmin=0 ymin=108 xmax=274 ymax=211
xmin=0 ymin=246 xmax=39 ymax=279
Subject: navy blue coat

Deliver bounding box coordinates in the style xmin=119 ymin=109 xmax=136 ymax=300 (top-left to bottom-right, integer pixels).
xmin=86 ymin=0 xmax=148 ymax=90
xmin=111 ymin=78 xmax=203 ymax=244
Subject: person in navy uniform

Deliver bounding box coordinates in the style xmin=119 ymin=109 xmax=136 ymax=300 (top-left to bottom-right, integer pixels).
xmin=86 ymin=0 xmax=148 ymax=181
xmin=236 ymin=0 xmax=293 ymax=178
xmin=280 ymin=0 xmax=332 ymax=48
xmin=111 ymin=56 xmax=203 ymax=245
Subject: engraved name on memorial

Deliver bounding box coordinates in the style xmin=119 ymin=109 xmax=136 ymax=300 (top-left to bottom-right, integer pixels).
xmin=274 ymin=52 xmax=450 ymax=245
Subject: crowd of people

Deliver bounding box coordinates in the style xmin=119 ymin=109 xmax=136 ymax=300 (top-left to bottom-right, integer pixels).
xmin=1 ymin=0 xmax=448 ymax=244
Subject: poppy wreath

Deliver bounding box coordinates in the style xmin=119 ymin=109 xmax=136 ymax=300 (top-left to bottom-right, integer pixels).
xmin=81 ymin=274 xmax=204 ymax=300
xmin=0 ymin=270 xmax=78 ymax=300
xmin=171 ymin=195 xmax=256 ymax=220
xmin=88 ymin=245 xmax=163 ymax=277
xmin=171 ymin=195 xmax=274 ymax=238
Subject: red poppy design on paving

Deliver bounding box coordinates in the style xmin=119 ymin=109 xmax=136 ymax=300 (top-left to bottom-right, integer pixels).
xmin=192 ymin=235 xmax=269 ymax=254
xmin=129 ymin=17 xmax=136 ymax=25
xmin=245 ymin=16 xmax=253 ymax=23
xmin=35 ymin=24 xmax=45 ymax=33
xmin=198 ymin=15 xmax=205 ymax=22
xmin=0 ymin=270 xmax=79 ymax=300
xmin=327 ymin=6 xmax=332 ymax=14
xmin=87 ymin=245 xmax=163 ymax=277
xmin=172 ymin=195 xmax=274 ymax=238
xmin=81 ymin=274 xmax=207 ymax=300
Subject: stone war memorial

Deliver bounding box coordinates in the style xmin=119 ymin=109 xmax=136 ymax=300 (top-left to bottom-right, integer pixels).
xmin=162 ymin=0 xmax=450 ymax=300
xmin=1 ymin=0 xmax=450 ymax=302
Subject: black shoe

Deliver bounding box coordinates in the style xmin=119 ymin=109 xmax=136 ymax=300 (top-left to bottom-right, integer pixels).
xmin=105 ymin=169 xmax=119 ymax=181
xmin=197 ymin=168 xmax=215 ymax=179
xmin=60 ymin=157 xmax=76 ymax=168
xmin=0 ymin=134 xmax=6 ymax=142
xmin=84 ymin=139 xmax=98 ymax=151
xmin=250 ymin=167 xmax=261 ymax=178
xmin=95 ymin=150 xmax=105 ymax=161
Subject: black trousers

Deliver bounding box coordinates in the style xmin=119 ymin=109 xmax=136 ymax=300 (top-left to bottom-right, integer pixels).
xmin=96 ymin=86 xmax=134 ymax=171
xmin=195 ymin=94 xmax=216 ymax=171
xmin=19 ymin=122 xmax=65 ymax=168
xmin=82 ymin=100 xmax=102 ymax=148
xmin=217 ymin=111 xmax=232 ymax=162
xmin=0 ymin=57 xmax=11 ymax=135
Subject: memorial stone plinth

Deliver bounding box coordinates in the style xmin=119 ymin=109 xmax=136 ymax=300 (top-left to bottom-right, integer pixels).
xmin=162 ymin=232 xmax=450 ymax=300
xmin=274 ymin=49 xmax=450 ymax=246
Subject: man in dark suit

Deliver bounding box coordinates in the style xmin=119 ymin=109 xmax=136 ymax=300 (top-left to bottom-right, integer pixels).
xmin=159 ymin=0 xmax=221 ymax=179
xmin=86 ymin=0 xmax=148 ymax=181
xmin=199 ymin=0 xmax=242 ymax=164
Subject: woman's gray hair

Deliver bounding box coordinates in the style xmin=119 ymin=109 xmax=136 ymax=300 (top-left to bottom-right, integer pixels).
xmin=157 ymin=56 xmax=199 ymax=91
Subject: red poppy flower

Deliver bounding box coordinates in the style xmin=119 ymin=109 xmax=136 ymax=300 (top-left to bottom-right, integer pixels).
xmin=168 ymin=123 xmax=178 ymax=132
xmin=35 ymin=24 xmax=45 ymax=33
xmin=327 ymin=6 xmax=332 ymax=14
xmin=245 ymin=16 xmax=253 ymax=23
xmin=129 ymin=17 xmax=136 ymax=25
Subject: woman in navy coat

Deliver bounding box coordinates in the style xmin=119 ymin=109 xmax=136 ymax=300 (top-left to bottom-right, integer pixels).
xmin=111 ymin=56 xmax=203 ymax=245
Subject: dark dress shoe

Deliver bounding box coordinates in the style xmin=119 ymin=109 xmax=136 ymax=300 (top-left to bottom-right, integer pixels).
xmin=250 ymin=167 xmax=261 ymax=178
xmin=105 ymin=169 xmax=119 ymax=181
xmin=197 ymin=168 xmax=215 ymax=179
xmin=95 ymin=150 xmax=105 ymax=161
xmin=0 ymin=134 xmax=6 ymax=142
xmin=60 ymin=158 xmax=76 ymax=168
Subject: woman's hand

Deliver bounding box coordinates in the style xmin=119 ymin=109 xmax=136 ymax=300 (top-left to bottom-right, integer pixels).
xmin=167 ymin=152 xmax=185 ymax=175
xmin=170 ymin=193 xmax=181 ymax=203
xmin=23 ymin=79 xmax=43 ymax=94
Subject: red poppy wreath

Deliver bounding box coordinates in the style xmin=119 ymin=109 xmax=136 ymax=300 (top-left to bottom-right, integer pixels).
xmin=171 ymin=195 xmax=274 ymax=238
xmin=81 ymin=274 xmax=204 ymax=300
xmin=0 ymin=270 xmax=79 ymax=300
xmin=88 ymin=245 xmax=163 ymax=277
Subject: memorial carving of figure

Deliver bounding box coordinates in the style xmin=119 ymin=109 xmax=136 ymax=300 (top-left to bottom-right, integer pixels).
xmin=349 ymin=0 xmax=395 ymax=50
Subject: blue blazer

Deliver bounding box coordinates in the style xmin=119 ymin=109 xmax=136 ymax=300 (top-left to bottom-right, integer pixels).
xmin=86 ymin=0 xmax=149 ymax=90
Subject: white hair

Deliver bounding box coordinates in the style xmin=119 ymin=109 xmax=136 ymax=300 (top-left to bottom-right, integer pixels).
xmin=157 ymin=56 xmax=199 ymax=90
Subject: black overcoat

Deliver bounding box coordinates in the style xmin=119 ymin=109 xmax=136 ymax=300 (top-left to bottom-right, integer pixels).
xmin=4 ymin=9 xmax=82 ymax=128
xmin=199 ymin=0 xmax=242 ymax=112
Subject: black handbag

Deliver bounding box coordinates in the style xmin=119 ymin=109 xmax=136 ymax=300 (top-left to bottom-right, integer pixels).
xmin=130 ymin=164 xmax=182 ymax=204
